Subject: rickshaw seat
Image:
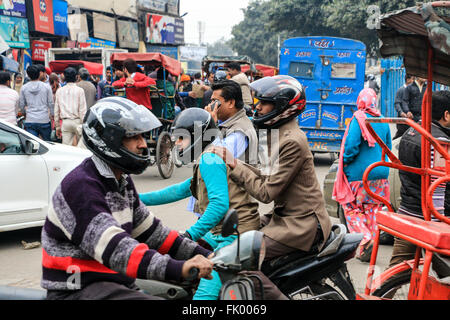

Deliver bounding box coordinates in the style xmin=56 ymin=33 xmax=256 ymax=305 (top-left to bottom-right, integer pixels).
xmin=376 ymin=211 xmax=450 ymax=250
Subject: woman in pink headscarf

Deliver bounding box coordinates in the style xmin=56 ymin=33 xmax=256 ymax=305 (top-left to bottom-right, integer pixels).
xmin=332 ymin=88 xmax=392 ymax=262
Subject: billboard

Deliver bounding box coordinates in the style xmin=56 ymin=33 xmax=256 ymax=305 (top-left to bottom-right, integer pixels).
xmin=117 ymin=20 xmax=139 ymax=49
xmin=93 ymin=12 xmax=116 ymax=43
xmin=53 ymin=0 xmax=69 ymax=37
xmin=30 ymin=0 xmax=55 ymax=34
xmin=138 ymin=0 xmax=179 ymax=15
xmin=0 ymin=0 xmax=26 ymax=18
xmin=0 ymin=15 xmax=29 ymax=48
xmin=145 ymin=13 xmax=184 ymax=45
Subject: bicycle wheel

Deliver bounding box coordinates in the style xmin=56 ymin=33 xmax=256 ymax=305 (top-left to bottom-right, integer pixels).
xmin=288 ymin=282 xmax=346 ymax=300
xmin=156 ymin=131 xmax=175 ymax=179
xmin=372 ymin=270 xmax=411 ymax=300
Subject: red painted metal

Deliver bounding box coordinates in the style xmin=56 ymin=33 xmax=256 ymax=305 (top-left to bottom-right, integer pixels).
xmin=360 ymin=17 xmax=450 ymax=299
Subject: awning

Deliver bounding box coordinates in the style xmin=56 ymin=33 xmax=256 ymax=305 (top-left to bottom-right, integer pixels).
xmin=110 ymin=52 xmax=182 ymax=76
xmin=377 ymin=3 xmax=450 ymax=86
xmin=241 ymin=64 xmax=279 ymax=77
xmin=1 ymin=55 xmax=19 ymax=73
xmin=49 ymin=60 xmax=104 ymax=75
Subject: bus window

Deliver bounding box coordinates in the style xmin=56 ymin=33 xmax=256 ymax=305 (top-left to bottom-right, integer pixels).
xmin=289 ymin=62 xmax=314 ymax=79
xmin=331 ymin=63 xmax=356 ymax=79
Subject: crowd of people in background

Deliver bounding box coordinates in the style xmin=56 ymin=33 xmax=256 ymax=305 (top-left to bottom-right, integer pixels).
xmin=0 ymin=58 xmax=261 ymax=149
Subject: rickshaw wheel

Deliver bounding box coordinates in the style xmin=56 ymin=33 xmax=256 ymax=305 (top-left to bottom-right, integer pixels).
xmin=156 ymin=131 xmax=175 ymax=179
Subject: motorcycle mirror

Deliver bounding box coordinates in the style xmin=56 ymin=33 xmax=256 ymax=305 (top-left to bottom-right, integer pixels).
xmin=222 ymin=209 xmax=239 ymax=238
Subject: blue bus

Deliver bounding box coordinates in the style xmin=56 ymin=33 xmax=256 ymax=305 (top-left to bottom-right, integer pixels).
xmin=280 ymin=37 xmax=367 ymax=159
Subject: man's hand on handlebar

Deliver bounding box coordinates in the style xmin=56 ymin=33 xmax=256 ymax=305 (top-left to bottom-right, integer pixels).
xmin=182 ymin=255 xmax=214 ymax=281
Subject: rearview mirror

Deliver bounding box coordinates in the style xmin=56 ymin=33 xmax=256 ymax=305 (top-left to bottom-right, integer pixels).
xmin=24 ymin=139 xmax=39 ymax=155
xmin=222 ymin=209 xmax=239 ymax=237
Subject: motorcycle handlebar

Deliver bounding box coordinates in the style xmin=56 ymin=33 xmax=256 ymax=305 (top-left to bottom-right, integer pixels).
xmin=185 ymin=267 xmax=199 ymax=282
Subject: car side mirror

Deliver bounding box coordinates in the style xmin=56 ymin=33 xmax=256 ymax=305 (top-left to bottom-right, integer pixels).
xmin=24 ymin=139 xmax=39 ymax=155
xmin=222 ymin=209 xmax=239 ymax=238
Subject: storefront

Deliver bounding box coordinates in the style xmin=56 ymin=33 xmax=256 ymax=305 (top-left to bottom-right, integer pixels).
xmin=26 ymin=0 xmax=69 ymax=65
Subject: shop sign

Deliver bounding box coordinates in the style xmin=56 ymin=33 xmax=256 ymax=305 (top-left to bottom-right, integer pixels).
xmin=53 ymin=0 xmax=68 ymax=37
xmin=85 ymin=37 xmax=116 ymax=49
xmin=31 ymin=0 xmax=54 ymax=34
xmin=32 ymin=40 xmax=52 ymax=61
xmin=0 ymin=0 xmax=26 ymax=18
xmin=146 ymin=45 xmax=178 ymax=60
xmin=0 ymin=15 xmax=29 ymax=48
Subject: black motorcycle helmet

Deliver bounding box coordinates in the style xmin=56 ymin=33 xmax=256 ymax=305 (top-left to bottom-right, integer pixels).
xmin=171 ymin=108 xmax=218 ymax=164
xmin=251 ymin=75 xmax=306 ymax=129
xmin=214 ymin=70 xmax=228 ymax=82
xmin=82 ymin=97 xmax=162 ymax=175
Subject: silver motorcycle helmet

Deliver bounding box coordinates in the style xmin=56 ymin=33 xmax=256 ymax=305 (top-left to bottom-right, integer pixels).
xmin=82 ymin=97 xmax=162 ymax=174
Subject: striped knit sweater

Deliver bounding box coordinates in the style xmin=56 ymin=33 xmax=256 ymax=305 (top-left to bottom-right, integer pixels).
xmin=41 ymin=156 xmax=211 ymax=291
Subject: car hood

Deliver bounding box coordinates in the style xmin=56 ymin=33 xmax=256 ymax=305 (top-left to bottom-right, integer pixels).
xmin=46 ymin=142 xmax=92 ymax=157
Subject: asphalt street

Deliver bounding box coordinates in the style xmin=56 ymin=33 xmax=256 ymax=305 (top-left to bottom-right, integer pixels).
xmin=0 ymin=153 xmax=393 ymax=295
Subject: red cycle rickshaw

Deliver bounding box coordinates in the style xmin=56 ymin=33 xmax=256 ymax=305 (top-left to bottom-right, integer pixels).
xmin=357 ymin=2 xmax=450 ymax=300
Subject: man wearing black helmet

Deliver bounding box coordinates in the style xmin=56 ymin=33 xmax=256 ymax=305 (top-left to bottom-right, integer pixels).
xmin=212 ymin=75 xmax=332 ymax=262
xmin=41 ymin=97 xmax=214 ymax=300
xmin=140 ymin=107 xmax=261 ymax=300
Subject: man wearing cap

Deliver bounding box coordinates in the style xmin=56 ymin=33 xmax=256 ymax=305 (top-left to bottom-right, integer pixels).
xmin=77 ymin=68 xmax=97 ymax=110
xmin=54 ymin=67 xmax=87 ymax=146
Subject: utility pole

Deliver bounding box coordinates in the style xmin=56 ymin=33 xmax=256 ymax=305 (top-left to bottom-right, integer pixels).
xmin=277 ymin=34 xmax=281 ymax=69
xmin=198 ymin=21 xmax=205 ymax=46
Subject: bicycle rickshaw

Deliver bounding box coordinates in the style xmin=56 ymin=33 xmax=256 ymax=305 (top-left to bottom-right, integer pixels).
xmin=109 ymin=52 xmax=182 ymax=179
xmin=357 ymin=2 xmax=450 ymax=300
xmin=201 ymin=55 xmax=256 ymax=81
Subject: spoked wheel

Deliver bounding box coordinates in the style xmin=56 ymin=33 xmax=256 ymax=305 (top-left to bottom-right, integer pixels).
xmin=156 ymin=131 xmax=175 ymax=179
xmin=372 ymin=270 xmax=412 ymax=300
xmin=288 ymin=282 xmax=346 ymax=300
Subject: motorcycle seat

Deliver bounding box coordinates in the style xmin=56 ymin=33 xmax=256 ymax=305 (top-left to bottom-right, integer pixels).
xmin=262 ymin=232 xmax=363 ymax=278
xmin=261 ymin=225 xmax=358 ymax=276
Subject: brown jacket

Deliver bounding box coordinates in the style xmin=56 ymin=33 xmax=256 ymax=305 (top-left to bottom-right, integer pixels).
xmin=230 ymin=119 xmax=332 ymax=251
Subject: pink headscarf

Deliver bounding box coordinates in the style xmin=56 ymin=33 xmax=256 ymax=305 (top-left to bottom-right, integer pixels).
xmin=332 ymin=88 xmax=381 ymax=205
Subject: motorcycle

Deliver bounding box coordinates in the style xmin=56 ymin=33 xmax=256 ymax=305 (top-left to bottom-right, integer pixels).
xmin=126 ymin=212 xmax=363 ymax=301
xmin=262 ymin=224 xmax=362 ymax=300
xmin=0 ymin=209 xmax=266 ymax=300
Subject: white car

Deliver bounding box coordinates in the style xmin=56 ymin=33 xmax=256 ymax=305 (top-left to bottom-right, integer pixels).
xmin=0 ymin=120 xmax=91 ymax=232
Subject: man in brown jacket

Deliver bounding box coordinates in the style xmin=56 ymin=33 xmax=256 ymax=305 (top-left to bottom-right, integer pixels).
xmin=212 ymin=75 xmax=332 ymax=260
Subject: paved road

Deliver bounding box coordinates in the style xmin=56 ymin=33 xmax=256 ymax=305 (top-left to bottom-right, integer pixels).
xmin=0 ymin=153 xmax=393 ymax=296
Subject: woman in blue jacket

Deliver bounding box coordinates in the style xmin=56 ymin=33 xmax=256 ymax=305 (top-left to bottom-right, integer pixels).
xmin=333 ymin=88 xmax=392 ymax=262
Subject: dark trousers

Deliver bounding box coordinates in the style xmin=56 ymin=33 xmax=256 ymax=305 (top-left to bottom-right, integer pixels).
xmin=46 ymin=281 xmax=164 ymax=300
xmin=393 ymin=124 xmax=410 ymax=140
xmin=24 ymin=122 xmax=52 ymax=141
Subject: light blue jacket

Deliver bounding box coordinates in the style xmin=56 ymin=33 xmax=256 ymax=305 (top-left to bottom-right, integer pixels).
xmin=140 ymin=152 xmax=229 ymax=241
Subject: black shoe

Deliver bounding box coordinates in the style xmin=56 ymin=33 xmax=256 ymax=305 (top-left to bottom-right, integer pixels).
xmin=358 ymin=243 xmax=373 ymax=263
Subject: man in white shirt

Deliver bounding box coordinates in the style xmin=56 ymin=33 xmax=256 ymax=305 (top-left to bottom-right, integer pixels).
xmin=0 ymin=71 xmax=19 ymax=125
xmin=54 ymin=67 xmax=87 ymax=146
xmin=227 ymin=62 xmax=254 ymax=107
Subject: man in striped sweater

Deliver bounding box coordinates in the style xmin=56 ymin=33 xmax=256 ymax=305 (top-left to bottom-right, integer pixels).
xmin=42 ymin=97 xmax=213 ymax=300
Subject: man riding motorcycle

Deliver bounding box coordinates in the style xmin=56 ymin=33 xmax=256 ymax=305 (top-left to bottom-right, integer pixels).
xmin=212 ymin=75 xmax=332 ymax=263
xmin=41 ymin=97 xmax=213 ymax=300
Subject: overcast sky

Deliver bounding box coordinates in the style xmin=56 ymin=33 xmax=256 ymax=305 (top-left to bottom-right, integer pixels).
xmin=180 ymin=0 xmax=250 ymax=45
